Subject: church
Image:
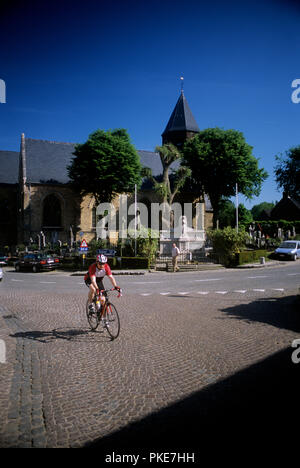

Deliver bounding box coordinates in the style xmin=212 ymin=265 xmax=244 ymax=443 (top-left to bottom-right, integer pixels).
xmin=0 ymin=90 xmax=213 ymax=249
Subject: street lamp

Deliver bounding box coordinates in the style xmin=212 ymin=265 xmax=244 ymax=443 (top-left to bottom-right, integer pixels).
xmin=235 ymin=183 xmax=239 ymax=232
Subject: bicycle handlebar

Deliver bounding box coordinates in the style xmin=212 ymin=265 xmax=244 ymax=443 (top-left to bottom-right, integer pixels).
xmin=96 ymin=287 xmax=122 ymax=298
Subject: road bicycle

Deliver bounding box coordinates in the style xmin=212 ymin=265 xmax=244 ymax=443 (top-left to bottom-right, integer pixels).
xmin=86 ymin=287 xmax=121 ymax=339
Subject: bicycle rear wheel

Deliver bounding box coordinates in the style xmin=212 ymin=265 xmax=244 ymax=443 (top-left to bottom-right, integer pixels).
xmin=103 ymin=302 xmax=120 ymax=339
xmin=86 ymin=300 xmax=100 ymax=331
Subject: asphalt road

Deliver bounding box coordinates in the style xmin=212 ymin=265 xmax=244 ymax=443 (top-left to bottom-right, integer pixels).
xmin=1 ymin=261 xmax=300 ymax=297
xmin=0 ymin=262 xmax=299 ymax=456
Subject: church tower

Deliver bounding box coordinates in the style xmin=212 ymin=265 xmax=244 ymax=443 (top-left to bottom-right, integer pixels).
xmin=161 ymin=79 xmax=200 ymax=148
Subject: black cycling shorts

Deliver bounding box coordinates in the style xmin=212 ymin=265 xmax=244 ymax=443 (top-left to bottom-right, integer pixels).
xmin=85 ymin=277 xmax=104 ymax=291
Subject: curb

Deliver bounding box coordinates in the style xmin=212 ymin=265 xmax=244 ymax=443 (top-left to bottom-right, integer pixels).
xmin=235 ymin=260 xmax=288 ymax=269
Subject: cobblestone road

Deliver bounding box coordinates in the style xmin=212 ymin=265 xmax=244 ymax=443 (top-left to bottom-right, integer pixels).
xmin=0 ymin=281 xmax=299 ymax=452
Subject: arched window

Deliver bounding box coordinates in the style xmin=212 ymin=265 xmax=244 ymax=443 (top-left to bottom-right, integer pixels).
xmin=42 ymin=194 xmax=62 ymax=228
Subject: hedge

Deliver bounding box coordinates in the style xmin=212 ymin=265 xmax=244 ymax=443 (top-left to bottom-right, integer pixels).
xmin=254 ymin=220 xmax=300 ymax=234
xmin=235 ymin=249 xmax=269 ymax=266
xmin=60 ymin=256 xmax=149 ymax=270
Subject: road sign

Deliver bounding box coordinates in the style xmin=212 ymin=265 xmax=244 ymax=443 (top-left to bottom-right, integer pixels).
xmin=97 ymin=249 xmax=116 ymax=257
xmin=80 ymin=239 xmax=88 ymax=248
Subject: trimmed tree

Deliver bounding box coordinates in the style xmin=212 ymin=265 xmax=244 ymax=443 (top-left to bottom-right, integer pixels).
xmin=182 ymin=127 xmax=268 ymax=227
xmin=67 ymin=128 xmax=142 ymax=205
xmin=142 ymin=143 xmax=191 ymax=204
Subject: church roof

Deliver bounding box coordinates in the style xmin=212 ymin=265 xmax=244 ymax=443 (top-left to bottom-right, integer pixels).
xmin=24 ymin=138 xmax=77 ymax=184
xmin=0 ymin=150 xmax=19 ymax=184
xmin=138 ymin=150 xmax=161 ymax=176
xmin=0 ymin=136 xmax=212 ymax=211
xmin=162 ymin=91 xmax=200 ymax=138
xmin=19 ymin=138 xmax=161 ymax=184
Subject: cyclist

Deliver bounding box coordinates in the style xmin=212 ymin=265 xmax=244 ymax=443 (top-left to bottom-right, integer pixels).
xmin=84 ymin=254 xmax=120 ymax=312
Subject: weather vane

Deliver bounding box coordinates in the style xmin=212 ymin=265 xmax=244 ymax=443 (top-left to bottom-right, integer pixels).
xmin=180 ymin=76 xmax=184 ymax=94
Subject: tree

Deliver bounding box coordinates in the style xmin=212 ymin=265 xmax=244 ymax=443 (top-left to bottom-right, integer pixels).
xmin=251 ymin=202 xmax=275 ymax=220
xmin=143 ymin=143 xmax=191 ymax=204
xmin=67 ymin=129 xmax=142 ymax=205
xmin=218 ymin=199 xmax=253 ymax=228
xmin=218 ymin=199 xmax=236 ymax=228
xmin=274 ymin=146 xmax=300 ymax=200
xmin=182 ymin=127 xmax=268 ymax=227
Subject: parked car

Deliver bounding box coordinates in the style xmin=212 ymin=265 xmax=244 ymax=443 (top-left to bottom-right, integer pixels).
xmin=0 ymin=267 xmax=3 ymax=281
xmin=0 ymin=253 xmax=9 ymax=266
xmin=274 ymin=240 xmax=300 ymax=261
xmin=15 ymin=253 xmax=60 ymax=272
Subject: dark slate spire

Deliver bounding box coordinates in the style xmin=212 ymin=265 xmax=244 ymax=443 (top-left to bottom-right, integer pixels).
xmin=162 ymin=89 xmax=200 ymax=147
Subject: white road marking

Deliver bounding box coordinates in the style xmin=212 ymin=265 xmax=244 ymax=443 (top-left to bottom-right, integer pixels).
xmin=287 ymin=273 xmax=300 ymax=276
xmin=195 ymin=278 xmax=221 ymax=282
xmin=139 ymin=288 xmax=285 ymax=297
xmin=11 ymin=279 xmax=24 ymax=282
xmin=247 ymin=276 xmax=269 ymax=279
xmin=39 ymin=281 xmax=57 ymax=284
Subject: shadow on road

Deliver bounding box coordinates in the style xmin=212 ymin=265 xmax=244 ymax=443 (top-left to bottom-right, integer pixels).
xmin=85 ymin=293 xmax=299 ymax=459
xmin=86 ymin=347 xmax=299 ymax=457
xmin=10 ymin=327 xmax=111 ymax=343
xmin=220 ymin=293 xmax=300 ymax=333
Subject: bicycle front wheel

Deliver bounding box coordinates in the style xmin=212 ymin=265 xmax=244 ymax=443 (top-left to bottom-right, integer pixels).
xmin=103 ymin=302 xmax=120 ymax=339
xmin=86 ymin=300 xmax=100 ymax=331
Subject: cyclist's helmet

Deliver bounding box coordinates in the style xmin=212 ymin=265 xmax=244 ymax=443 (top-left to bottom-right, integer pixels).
xmin=96 ymin=254 xmax=107 ymax=264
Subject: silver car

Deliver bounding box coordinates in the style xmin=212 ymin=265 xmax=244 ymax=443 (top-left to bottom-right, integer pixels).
xmin=0 ymin=267 xmax=3 ymax=281
xmin=275 ymin=240 xmax=300 ymax=261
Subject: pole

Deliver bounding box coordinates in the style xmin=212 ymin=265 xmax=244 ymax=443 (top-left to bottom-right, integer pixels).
xmin=235 ymin=183 xmax=239 ymax=232
xmin=134 ymin=184 xmax=137 ymax=256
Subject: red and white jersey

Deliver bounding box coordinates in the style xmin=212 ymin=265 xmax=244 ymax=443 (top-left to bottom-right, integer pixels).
xmin=84 ymin=262 xmax=112 ymax=281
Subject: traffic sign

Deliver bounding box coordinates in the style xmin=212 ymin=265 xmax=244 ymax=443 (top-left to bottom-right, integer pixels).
xmin=80 ymin=239 xmax=88 ymax=248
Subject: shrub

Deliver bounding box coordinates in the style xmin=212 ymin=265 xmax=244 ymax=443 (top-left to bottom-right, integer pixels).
xmin=236 ymin=249 xmax=268 ymax=265
xmin=207 ymin=227 xmax=249 ymax=267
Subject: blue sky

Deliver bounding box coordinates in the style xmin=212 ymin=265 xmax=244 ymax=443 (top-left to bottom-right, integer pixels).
xmin=1 ymin=0 xmax=300 ymax=209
